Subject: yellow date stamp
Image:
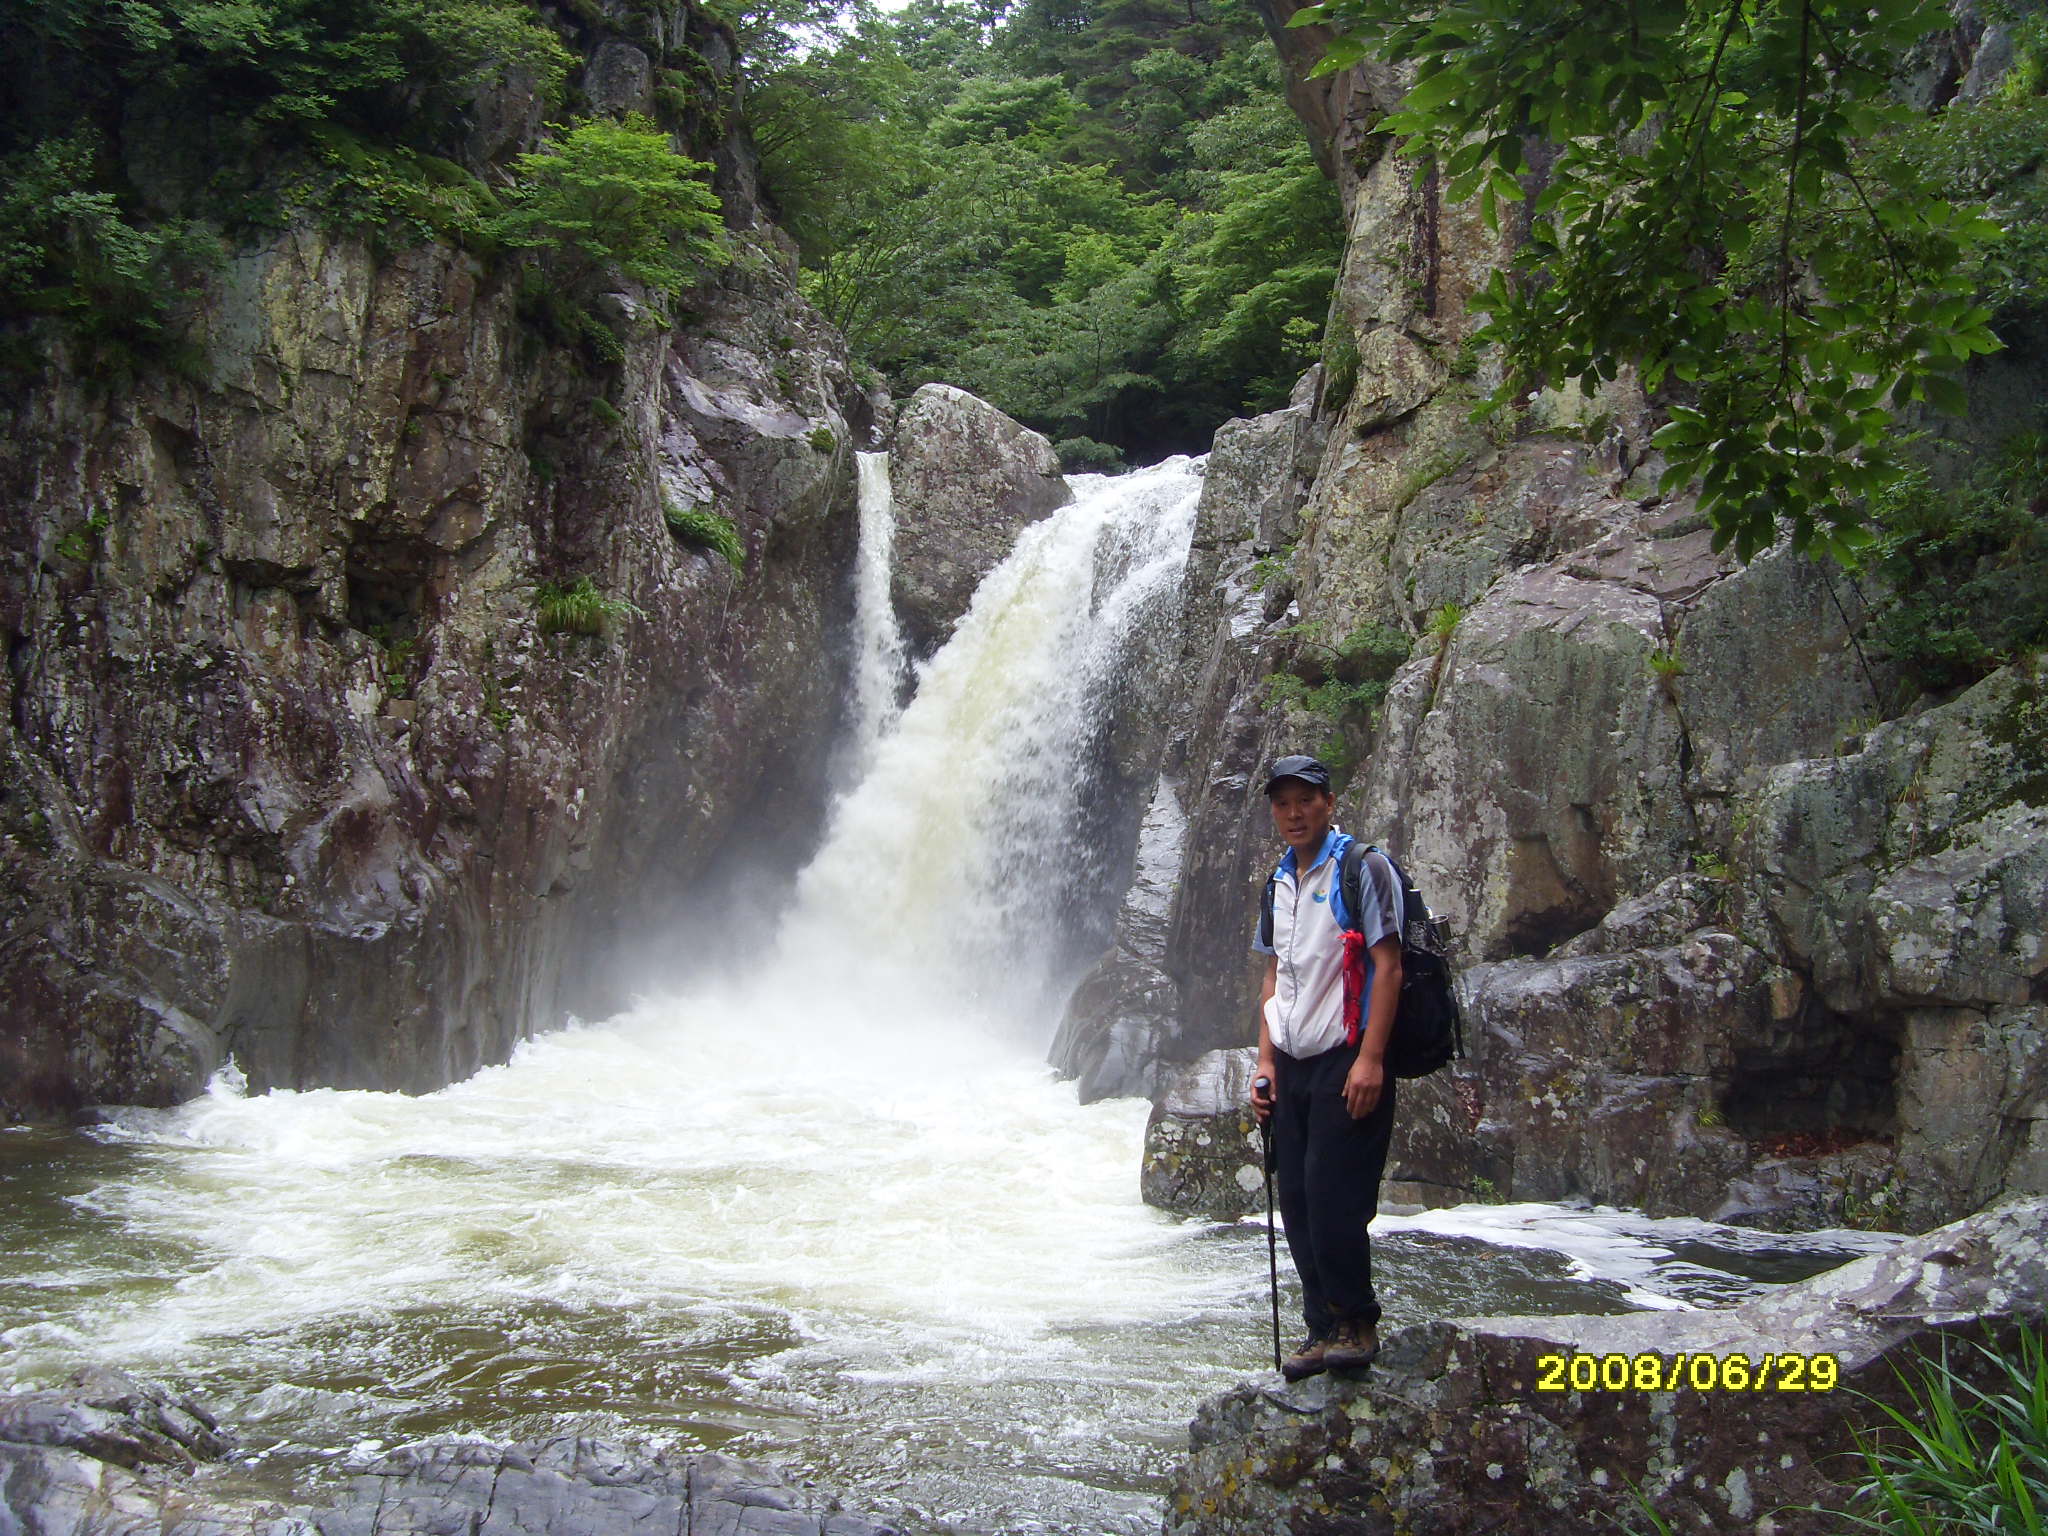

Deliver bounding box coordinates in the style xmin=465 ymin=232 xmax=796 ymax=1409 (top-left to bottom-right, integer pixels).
xmin=1534 ymin=1351 xmax=1840 ymax=1393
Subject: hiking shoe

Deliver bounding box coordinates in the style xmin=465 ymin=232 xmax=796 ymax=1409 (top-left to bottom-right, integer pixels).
xmin=1323 ymin=1321 xmax=1380 ymax=1372
xmin=1280 ymin=1335 xmax=1328 ymax=1382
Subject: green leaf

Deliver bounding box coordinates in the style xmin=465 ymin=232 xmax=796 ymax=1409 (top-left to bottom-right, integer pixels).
xmin=1307 ymin=35 xmax=1370 ymax=77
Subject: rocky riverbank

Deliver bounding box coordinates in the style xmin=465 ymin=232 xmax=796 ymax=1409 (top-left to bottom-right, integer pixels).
xmin=1164 ymin=1195 xmax=2048 ymax=1536
xmin=0 ymin=1369 xmax=898 ymax=1536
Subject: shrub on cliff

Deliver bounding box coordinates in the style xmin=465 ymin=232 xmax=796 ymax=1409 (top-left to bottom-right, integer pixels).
xmin=1 ymin=0 xmax=572 ymax=370
xmin=491 ymin=118 xmax=729 ymax=299
xmin=663 ymin=500 xmax=744 ymax=567
xmin=533 ymin=576 xmax=647 ymax=637
xmin=0 ymin=133 xmax=221 ymax=376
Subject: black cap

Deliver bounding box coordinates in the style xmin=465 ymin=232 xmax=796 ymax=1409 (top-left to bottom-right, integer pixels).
xmin=1263 ymin=755 xmax=1332 ymax=795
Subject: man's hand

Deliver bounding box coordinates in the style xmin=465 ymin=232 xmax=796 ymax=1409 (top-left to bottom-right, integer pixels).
xmin=1251 ymin=1059 xmax=1277 ymax=1124
xmin=1342 ymin=1051 xmax=1384 ymax=1120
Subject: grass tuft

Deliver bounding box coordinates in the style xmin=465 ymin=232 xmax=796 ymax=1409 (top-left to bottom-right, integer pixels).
xmin=1844 ymin=1325 xmax=2048 ymax=1536
xmin=534 ymin=575 xmax=646 ymax=636
xmin=663 ymin=500 xmax=744 ymax=568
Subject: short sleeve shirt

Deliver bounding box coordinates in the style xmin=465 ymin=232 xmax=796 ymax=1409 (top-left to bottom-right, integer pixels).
xmin=1252 ymin=832 xmax=1404 ymax=1059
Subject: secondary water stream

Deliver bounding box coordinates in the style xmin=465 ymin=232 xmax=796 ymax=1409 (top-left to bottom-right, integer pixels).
xmin=0 ymin=458 xmax=1895 ymax=1533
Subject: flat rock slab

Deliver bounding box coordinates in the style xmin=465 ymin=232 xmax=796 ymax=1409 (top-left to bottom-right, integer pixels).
xmin=0 ymin=1377 xmax=900 ymax=1536
xmin=307 ymin=1440 xmax=890 ymax=1536
xmin=1163 ymin=1196 xmax=2048 ymax=1535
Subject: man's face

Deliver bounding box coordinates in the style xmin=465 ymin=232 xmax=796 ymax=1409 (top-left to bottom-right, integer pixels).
xmin=1269 ymin=779 xmax=1335 ymax=861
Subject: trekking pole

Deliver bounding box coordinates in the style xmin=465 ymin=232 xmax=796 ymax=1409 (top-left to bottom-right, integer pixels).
xmin=1255 ymin=1077 xmax=1280 ymax=1373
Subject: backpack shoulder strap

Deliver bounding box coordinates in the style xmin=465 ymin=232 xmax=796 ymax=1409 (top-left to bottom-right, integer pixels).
xmin=1334 ymin=835 xmax=1365 ymax=934
xmin=1363 ymin=843 xmax=1429 ymax=935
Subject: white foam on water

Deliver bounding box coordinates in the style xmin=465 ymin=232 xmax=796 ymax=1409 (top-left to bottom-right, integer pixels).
xmin=37 ymin=995 xmax=1234 ymax=1380
xmin=1375 ymin=1201 xmax=1902 ymax=1311
xmin=3 ymin=456 xmax=1224 ymax=1407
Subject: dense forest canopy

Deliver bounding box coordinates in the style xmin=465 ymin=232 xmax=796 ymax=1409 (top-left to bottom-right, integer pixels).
xmin=743 ymin=0 xmax=1343 ymax=464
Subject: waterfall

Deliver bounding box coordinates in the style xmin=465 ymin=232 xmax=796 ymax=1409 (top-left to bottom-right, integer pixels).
xmin=0 ymin=454 xmax=1234 ymax=1536
xmin=782 ymin=455 xmax=1203 ymax=1030
xmin=845 ymin=451 xmax=908 ymax=777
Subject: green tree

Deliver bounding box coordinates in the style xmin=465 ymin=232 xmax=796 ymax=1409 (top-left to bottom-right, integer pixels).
xmin=0 ymin=132 xmax=221 ymax=372
xmin=1173 ymin=137 xmax=1341 ymax=407
xmin=747 ymin=0 xmax=1344 ymax=457
xmin=492 ymin=117 xmax=729 ymax=296
xmin=1289 ymin=0 xmax=2013 ymax=561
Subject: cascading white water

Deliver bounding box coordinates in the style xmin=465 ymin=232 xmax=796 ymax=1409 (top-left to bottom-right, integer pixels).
xmin=845 ymin=451 xmax=908 ymax=778
xmin=0 ymin=454 xmax=1234 ymax=1534
xmin=784 ymin=458 xmax=1201 ymax=1025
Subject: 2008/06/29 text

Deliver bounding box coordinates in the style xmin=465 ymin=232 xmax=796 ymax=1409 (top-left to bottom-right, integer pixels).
xmin=1534 ymin=1351 xmax=1840 ymax=1393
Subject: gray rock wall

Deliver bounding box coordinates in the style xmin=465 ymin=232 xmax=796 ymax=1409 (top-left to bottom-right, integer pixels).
xmin=0 ymin=14 xmax=870 ymax=1118
xmin=1049 ymin=392 xmax=1325 ymax=1100
xmin=884 ymin=383 xmax=1071 ymax=658
xmin=1104 ymin=0 xmax=2046 ymax=1230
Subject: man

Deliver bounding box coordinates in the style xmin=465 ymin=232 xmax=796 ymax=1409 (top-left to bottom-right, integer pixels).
xmin=1249 ymin=754 xmax=1404 ymax=1382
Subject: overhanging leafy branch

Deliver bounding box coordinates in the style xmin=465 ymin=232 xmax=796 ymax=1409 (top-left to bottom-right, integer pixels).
xmin=1287 ymin=0 xmax=2009 ymax=562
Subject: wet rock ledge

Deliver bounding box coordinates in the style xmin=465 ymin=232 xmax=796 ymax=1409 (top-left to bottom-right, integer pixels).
xmin=1164 ymin=1196 xmax=2048 ymax=1536
xmin=0 ymin=1370 xmax=895 ymax=1536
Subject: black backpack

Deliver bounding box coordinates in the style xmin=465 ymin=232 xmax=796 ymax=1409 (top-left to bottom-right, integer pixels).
xmin=1260 ymin=838 xmax=1464 ymax=1078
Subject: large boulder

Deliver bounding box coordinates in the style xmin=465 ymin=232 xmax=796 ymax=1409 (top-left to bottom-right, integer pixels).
xmin=1439 ymin=932 xmax=1787 ymax=1214
xmin=1746 ymin=656 xmax=2048 ymax=1225
xmin=1050 ymin=774 xmax=1192 ymax=1101
xmin=884 ymin=384 xmax=1070 ymax=657
xmin=1193 ymin=400 xmax=1324 ymax=557
xmin=1359 ymin=557 xmax=1691 ymax=961
xmin=1165 ymin=1196 xmax=2048 ymax=1536
xmin=1140 ymin=1047 xmax=1267 ymax=1218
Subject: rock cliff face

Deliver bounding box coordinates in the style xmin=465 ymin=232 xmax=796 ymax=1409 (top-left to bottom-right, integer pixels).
xmin=0 ymin=8 xmax=872 ymax=1118
xmin=1057 ymin=1 xmax=2045 ymax=1234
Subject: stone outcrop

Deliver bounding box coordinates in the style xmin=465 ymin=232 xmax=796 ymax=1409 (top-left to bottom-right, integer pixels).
xmin=0 ymin=8 xmax=871 ymax=1118
xmin=1164 ymin=1196 xmax=2048 ymax=1536
xmin=1050 ymin=774 xmax=1192 ymax=1101
xmin=1139 ymin=1047 xmax=1268 ymax=1218
xmin=0 ymin=1371 xmax=898 ymax=1536
xmin=1745 ymin=656 xmax=2048 ymax=1228
xmin=884 ymin=383 xmax=1071 ymax=658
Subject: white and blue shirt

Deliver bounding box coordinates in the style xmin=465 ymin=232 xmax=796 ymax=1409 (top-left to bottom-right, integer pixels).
xmin=1252 ymin=829 xmax=1404 ymax=1058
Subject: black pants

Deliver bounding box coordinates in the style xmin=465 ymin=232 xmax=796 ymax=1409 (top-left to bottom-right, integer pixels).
xmin=1272 ymin=1041 xmax=1397 ymax=1336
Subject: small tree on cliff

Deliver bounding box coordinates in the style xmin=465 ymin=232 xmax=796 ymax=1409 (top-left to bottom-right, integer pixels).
xmin=1286 ymin=0 xmax=2012 ymax=563
xmin=492 ymin=117 xmax=730 ymax=298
